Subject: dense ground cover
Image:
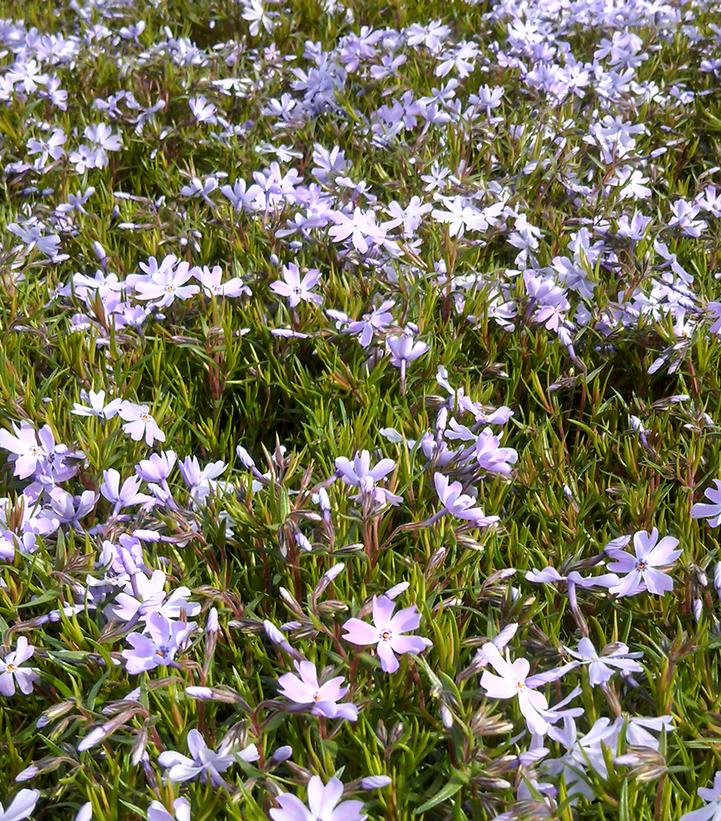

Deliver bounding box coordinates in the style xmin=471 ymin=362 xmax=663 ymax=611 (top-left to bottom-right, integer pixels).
xmin=3 ymin=0 xmax=721 ymax=817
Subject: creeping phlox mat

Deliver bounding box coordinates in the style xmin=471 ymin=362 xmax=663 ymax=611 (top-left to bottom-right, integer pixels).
xmin=1 ymin=0 xmax=721 ymax=818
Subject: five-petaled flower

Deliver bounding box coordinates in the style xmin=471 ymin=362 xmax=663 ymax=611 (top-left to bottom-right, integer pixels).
xmin=479 ymin=642 xmax=549 ymax=736
xmin=277 ymin=660 xmax=358 ymax=721
xmin=270 ymin=775 xmax=365 ymax=821
xmin=605 ymin=528 xmax=681 ymax=597
xmin=270 ymin=263 xmax=322 ymax=308
xmin=0 ymin=637 xmax=39 ymax=697
xmin=157 ymin=729 xmax=257 ymax=787
xmin=565 ymin=638 xmax=643 ymax=686
xmin=342 ymin=595 xmax=430 ymax=673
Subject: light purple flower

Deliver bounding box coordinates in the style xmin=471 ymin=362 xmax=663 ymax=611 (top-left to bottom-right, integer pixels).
xmin=342 ymin=595 xmax=430 ymax=673
xmin=334 ymin=451 xmax=401 ymax=507
xmin=360 ymin=775 xmax=392 ymax=790
xmin=134 ymin=260 xmax=200 ymax=307
xmin=157 ymin=730 xmax=235 ymax=787
xmin=475 ymin=624 xmax=518 ymax=667
xmin=386 ymin=332 xmax=429 ymax=385
xmin=329 ymin=207 xmax=384 ymax=254
xmin=680 ymin=772 xmax=721 ymax=821
xmin=74 ymin=803 xmax=92 ymax=821
xmin=0 ymin=789 xmax=39 ymax=821
xmin=136 ymin=450 xmax=176 ymax=484
xmin=473 ymin=427 xmax=517 ymax=476
xmin=479 ymin=642 xmax=549 ymax=735
xmin=178 ymin=456 xmax=227 ymax=506
xmin=343 ymin=300 xmax=394 ymax=347
xmin=45 ymin=487 xmax=97 ymax=526
xmin=117 ymin=403 xmax=165 ymax=446
xmin=270 ymin=775 xmax=365 ymax=821
xmin=0 ymin=637 xmax=39 ymax=697
xmin=565 ymin=638 xmax=643 ymax=686
xmin=0 ymin=422 xmax=55 ymax=480
xmin=147 ymin=797 xmax=191 ymax=821
xmin=692 ymin=480 xmax=721 ymax=527
xmin=100 ymin=469 xmax=153 ymax=514
xmin=121 ymin=612 xmax=196 ymax=674
xmin=434 ymin=473 xmax=499 ymax=527
xmin=111 ymin=570 xmax=199 ymax=623
xmin=189 ymin=95 xmax=218 ymax=124
xmin=71 ymin=389 xmax=117 ymax=419
xmin=270 ymin=263 xmax=322 ymax=308
xmin=194 ymin=265 xmax=250 ymax=298
xmin=606 ymin=528 xmax=681 ymax=597
xmin=544 ymin=716 xmax=616 ymax=799
xmin=277 ymin=660 xmax=357 ymax=720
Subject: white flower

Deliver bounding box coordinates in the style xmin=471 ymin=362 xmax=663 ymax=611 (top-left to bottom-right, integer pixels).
xmin=479 ymin=642 xmax=549 ymax=735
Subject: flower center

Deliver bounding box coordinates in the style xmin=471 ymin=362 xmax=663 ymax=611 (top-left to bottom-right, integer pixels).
xmin=140 ymin=413 xmax=149 ymax=422
xmin=292 ymin=286 xmax=302 ymax=296
xmin=636 ymin=560 xmax=647 ymax=571
xmin=516 ymin=681 xmax=525 ymax=690
xmin=380 ymin=629 xmax=392 ymax=642
xmin=6 ymin=663 xmax=16 ymax=673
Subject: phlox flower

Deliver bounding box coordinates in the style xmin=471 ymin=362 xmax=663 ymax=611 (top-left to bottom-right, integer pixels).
xmin=189 ymin=95 xmax=218 ymax=124
xmin=565 ymin=638 xmax=643 ymax=686
xmin=0 ymin=422 xmax=55 ymax=480
xmin=220 ymin=178 xmax=262 ymax=212
xmin=668 ymin=199 xmax=706 ymax=237
xmin=117 ymin=403 xmax=165 ymax=446
xmin=680 ymin=772 xmax=721 ymax=821
xmin=85 ymin=123 xmax=122 ymax=152
xmin=0 ymin=790 xmax=39 ymax=821
xmin=334 ymin=451 xmax=402 ymax=507
xmin=180 ymin=177 xmax=218 ymax=204
xmin=606 ymin=528 xmax=681 ymax=597
xmin=133 ymin=260 xmax=199 ymax=307
xmin=157 ymin=729 xmax=256 ymax=787
xmin=328 ymin=207 xmax=383 ymax=254
xmin=479 ymin=642 xmax=549 ymax=735
xmin=618 ymin=714 xmax=673 ymax=750
xmin=474 ymin=623 xmax=518 ymax=668
xmin=194 ymin=265 xmax=250 ymax=298
xmin=343 ymin=300 xmax=394 ymax=347
xmin=692 ymin=480 xmax=721 ymax=527
xmin=0 ymin=637 xmax=39 ymax=697
xmin=72 ymin=390 xmax=122 ymax=419
xmin=544 ymin=716 xmax=616 ymax=800
xmin=270 ymin=776 xmax=365 ymax=821
xmin=111 ymin=569 xmax=200 ymax=623
xmin=136 ymin=450 xmax=176 ymax=484
xmin=524 ymin=271 xmax=570 ymax=332
xmin=386 ymin=332 xmax=429 ymax=383
xmin=121 ymin=612 xmax=196 ymax=673
xmin=269 ymin=263 xmax=322 ymax=308
xmin=242 ymin=0 xmax=276 ymax=36
xmin=100 ymin=469 xmax=153 ymax=514
xmin=342 ymin=595 xmax=429 ymax=673
xmin=45 ymin=487 xmax=97 ymax=526
xmin=277 ymin=660 xmax=358 ymax=721
xmin=148 ymin=798 xmax=191 ymax=821
xmin=434 ymin=473 xmax=499 ymax=527
xmin=27 ymin=128 xmax=65 ymax=165
xmin=178 ymin=456 xmax=228 ymax=506
xmin=473 ymin=427 xmax=517 ymax=476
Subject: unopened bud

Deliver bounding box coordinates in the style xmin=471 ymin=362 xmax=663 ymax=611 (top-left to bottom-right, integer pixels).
xmin=272 ymin=745 xmax=293 ymax=763
xmin=361 ymin=775 xmax=392 ymax=790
